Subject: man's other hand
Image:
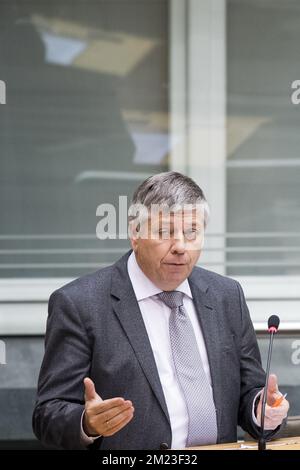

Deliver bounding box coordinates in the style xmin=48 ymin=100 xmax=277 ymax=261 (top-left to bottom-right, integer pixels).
xmin=256 ymin=374 xmax=289 ymax=430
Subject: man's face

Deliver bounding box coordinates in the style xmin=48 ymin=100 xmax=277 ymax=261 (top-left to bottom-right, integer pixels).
xmin=130 ymin=209 xmax=204 ymax=291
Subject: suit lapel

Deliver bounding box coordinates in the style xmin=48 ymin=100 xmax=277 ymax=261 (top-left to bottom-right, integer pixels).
xmin=188 ymin=274 xmax=223 ymax=434
xmin=111 ymin=252 xmax=170 ymax=425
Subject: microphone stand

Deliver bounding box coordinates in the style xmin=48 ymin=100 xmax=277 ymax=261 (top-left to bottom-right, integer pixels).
xmin=258 ymin=328 xmax=276 ymax=451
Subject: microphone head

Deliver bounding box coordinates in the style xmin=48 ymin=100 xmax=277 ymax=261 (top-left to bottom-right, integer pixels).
xmin=268 ymin=315 xmax=280 ymax=333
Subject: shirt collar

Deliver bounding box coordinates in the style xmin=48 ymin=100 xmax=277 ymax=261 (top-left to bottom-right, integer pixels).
xmin=127 ymin=251 xmax=193 ymax=302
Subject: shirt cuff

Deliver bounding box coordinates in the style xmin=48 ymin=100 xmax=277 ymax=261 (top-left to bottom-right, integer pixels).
xmin=80 ymin=410 xmax=101 ymax=445
xmin=252 ymin=389 xmax=263 ymax=427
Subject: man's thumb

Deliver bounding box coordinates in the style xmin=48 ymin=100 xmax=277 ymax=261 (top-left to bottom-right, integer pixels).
xmin=267 ymin=373 xmax=279 ymax=397
xmin=84 ymin=377 xmax=101 ymax=402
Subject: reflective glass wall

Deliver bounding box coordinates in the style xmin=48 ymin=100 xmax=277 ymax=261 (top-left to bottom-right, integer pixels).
xmin=227 ymin=0 xmax=300 ymax=277
xmin=0 ymin=0 xmax=168 ymax=278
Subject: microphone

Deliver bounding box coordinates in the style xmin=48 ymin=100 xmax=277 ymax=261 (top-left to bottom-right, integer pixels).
xmin=258 ymin=315 xmax=280 ymax=451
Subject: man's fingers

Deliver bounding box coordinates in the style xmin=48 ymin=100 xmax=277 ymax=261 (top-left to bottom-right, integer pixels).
xmin=86 ymin=403 xmax=134 ymax=437
xmin=262 ymin=401 xmax=289 ymax=430
xmin=104 ymin=409 xmax=134 ymax=437
xmin=88 ymin=397 xmax=131 ymax=414
xmin=84 ymin=377 xmax=102 ymax=402
xmin=105 ymin=415 xmax=134 ymax=437
xmin=100 ymin=403 xmax=134 ymax=426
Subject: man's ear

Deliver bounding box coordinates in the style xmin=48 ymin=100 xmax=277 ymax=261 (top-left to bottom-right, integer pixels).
xmin=130 ymin=236 xmax=138 ymax=252
xmin=128 ymin=220 xmax=140 ymax=252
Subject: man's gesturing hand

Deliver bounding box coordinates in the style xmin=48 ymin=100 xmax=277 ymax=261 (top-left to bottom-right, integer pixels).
xmin=83 ymin=377 xmax=134 ymax=437
xmin=256 ymin=374 xmax=289 ymax=430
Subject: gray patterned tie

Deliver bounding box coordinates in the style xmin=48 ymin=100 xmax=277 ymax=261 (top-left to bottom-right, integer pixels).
xmin=158 ymin=290 xmax=217 ymax=446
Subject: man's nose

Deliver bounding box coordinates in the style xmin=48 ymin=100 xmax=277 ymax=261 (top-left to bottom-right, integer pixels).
xmin=171 ymin=233 xmax=186 ymax=254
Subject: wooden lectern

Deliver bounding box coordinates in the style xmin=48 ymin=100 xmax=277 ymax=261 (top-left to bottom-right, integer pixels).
xmin=186 ymin=436 xmax=300 ymax=450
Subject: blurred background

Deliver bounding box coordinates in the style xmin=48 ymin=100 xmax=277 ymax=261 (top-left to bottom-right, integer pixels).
xmin=0 ymin=0 xmax=299 ymax=448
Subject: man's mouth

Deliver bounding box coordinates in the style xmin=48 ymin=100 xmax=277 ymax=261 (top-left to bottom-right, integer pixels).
xmin=164 ymin=262 xmax=186 ymax=266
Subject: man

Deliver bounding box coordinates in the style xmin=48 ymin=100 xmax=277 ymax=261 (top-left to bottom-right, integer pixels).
xmin=33 ymin=171 xmax=289 ymax=450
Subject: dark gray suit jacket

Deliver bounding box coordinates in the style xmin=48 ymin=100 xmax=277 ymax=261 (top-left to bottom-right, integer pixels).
xmin=32 ymin=250 xmax=281 ymax=450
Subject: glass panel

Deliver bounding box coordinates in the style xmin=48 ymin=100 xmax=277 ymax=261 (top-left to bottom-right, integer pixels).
xmin=226 ymin=0 xmax=300 ymax=276
xmin=0 ymin=0 xmax=169 ymax=278
xmin=0 ymin=337 xmax=44 ymax=441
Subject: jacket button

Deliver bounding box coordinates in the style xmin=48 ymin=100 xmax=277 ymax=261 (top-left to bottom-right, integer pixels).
xmin=159 ymin=442 xmax=169 ymax=450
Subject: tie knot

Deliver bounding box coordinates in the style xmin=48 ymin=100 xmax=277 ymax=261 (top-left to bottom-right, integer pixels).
xmin=158 ymin=291 xmax=184 ymax=309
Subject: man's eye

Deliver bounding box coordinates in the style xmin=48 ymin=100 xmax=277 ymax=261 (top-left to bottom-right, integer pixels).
xmin=159 ymin=228 xmax=173 ymax=234
xmin=155 ymin=229 xmax=170 ymax=238
xmin=184 ymin=229 xmax=199 ymax=239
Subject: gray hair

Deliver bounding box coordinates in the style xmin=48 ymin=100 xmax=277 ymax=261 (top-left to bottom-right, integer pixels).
xmin=129 ymin=171 xmax=210 ymax=227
